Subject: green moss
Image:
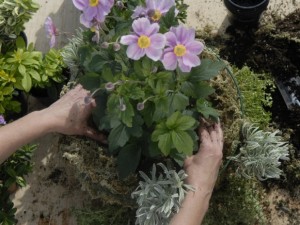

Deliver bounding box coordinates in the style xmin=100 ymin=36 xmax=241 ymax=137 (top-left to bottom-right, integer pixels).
xmin=235 ymin=66 xmax=274 ymax=128
xmin=73 ymin=203 xmax=134 ymax=225
xmin=203 ymin=173 xmax=267 ymax=225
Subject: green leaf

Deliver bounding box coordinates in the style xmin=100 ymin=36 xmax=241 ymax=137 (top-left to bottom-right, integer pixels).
xmin=88 ymin=53 xmax=109 ymax=72
xmin=29 ymin=70 xmax=41 ymax=81
xmin=117 ymin=144 xmax=141 ymax=179
xmin=142 ymin=57 xmax=152 ymax=74
xmin=127 ymin=115 xmax=143 ymax=137
xmin=107 ymin=94 xmax=119 ymax=113
xmin=196 ymin=99 xmax=219 ymax=120
xmin=22 ymin=58 xmax=39 ymax=65
xmin=152 ymin=122 xmax=169 ymax=142
xmin=160 ymin=6 xmax=178 ymax=30
xmin=102 ymin=65 xmax=114 ymax=82
xmin=181 ymin=81 xmax=215 ymax=98
xmin=190 ymin=59 xmax=225 ymax=82
xmin=153 ymin=96 xmax=169 ymax=121
xmin=168 ymin=92 xmax=189 ymax=112
xmin=78 ymin=45 xmax=92 ymax=65
xmin=79 ymin=73 xmax=101 ymax=90
xmin=21 ymin=74 xmax=32 ymax=92
xmin=176 ymin=115 xmax=196 ymax=131
xmin=141 ymin=101 xmax=155 ymax=126
xmin=171 ymin=130 xmax=193 ymax=155
xmin=165 ymin=111 xmax=181 ymax=130
xmin=16 ymin=36 xmax=26 ymax=49
xmin=108 ymin=123 xmax=130 ymax=151
xmin=134 ymin=60 xmax=144 ymax=76
xmin=120 ymin=97 xmax=134 ymax=127
xmin=92 ymin=94 xmax=108 ymax=129
xmin=157 ymin=133 xmax=172 ymax=156
xmin=18 ymin=64 xmax=26 ymax=76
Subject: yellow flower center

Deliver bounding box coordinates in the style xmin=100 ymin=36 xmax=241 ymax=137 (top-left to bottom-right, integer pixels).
xmin=89 ymin=0 xmax=99 ymax=7
xmin=138 ymin=35 xmax=151 ymax=49
xmin=151 ymin=10 xmax=162 ymax=21
xmin=174 ymin=44 xmax=187 ymax=57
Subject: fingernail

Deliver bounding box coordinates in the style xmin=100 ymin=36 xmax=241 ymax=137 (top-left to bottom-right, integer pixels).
xmin=84 ymin=96 xmax=92 ymax=104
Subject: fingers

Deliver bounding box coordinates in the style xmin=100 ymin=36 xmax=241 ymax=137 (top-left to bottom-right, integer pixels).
xmin=84 ymin=126 xmax=108 ymax=144
xmin=199 ymin=118 xmax=209 ymax=138
xmin=199 ymin=118 xmax=224 ymax=145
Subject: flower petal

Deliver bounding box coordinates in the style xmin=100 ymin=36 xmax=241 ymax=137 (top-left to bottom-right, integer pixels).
xmin=157 ymin=0 xmax=175 ymax=14
xmin=145 ymin=47 xmax=163 ymax=61
xmin=150 ymin=33 xmax=166 ymax=49
xmin=50 ymin=35 xmax=56 ymax=48
xmin=120 ymin=35 xmax=138 ymax=45
xmin=132 ymin=17 xmax=151 ymax=36
xmin=162 ymin=52 xmax=178 ymax=71
xmin=80 ymin=14 xmax=92 ymax=28
xmin=146 ymin=0 xmax=155 ymax=9
xmin=44 ymin=17 xmax=55 ymax=37
xmin=178 ymin=58 xmax=192 ymax=72
xmin=185 ymin=41 xmax=204 ymax=55
xmin=165 ymin=31 xmax=177 ymax=47
xmin=126 ymin=43 xmax=145 ymax=60
xmin=172 ymin=25 xmax=195 ymax=45
xmin=72 ymin=0 xmax=86 ymax=10
xmin=132 ymin=6 xmax=147 ymax=19
xmin=84 ymin=7 xmax=97 ymax=21
xmin=145 ymin=23 xmax=160 ymax=36
xmin=182 ymin=52 xmax=201 ymax=68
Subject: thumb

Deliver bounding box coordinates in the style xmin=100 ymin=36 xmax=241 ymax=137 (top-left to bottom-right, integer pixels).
xmin=84 ymin=126 xmax=107 ymax=144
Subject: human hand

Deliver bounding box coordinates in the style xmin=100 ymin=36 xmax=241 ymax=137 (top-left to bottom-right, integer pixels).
xmin=43 ymin=85 xmax=106 ymax=143
xmin=184 ymin=119 xmax=223 ymax=192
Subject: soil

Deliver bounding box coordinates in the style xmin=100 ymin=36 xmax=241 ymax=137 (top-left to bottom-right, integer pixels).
xmin=211 ymin=9 xmax=300 ymax=225
xmin=219 ymin=9 xmax=300 ymax=151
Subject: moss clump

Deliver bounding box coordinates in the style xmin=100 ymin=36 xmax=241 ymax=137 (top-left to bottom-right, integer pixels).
xmin=73 ymin=203 xmax=135 ymax=225
xmin=235 ymin=66 xmax=274 ymax=128
xmin=59 ymin=136 xmax=137 ymax=207
xmin=203 ymin=173 xmax=267 ymax=225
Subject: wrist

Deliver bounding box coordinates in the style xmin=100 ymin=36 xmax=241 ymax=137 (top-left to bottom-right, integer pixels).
xmin=33 ymin=109 xmax=58 ymax=134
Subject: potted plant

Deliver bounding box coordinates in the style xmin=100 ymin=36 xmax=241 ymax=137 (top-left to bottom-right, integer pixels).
xmin=0 ymin=0 xmax=39 ymax=53
xmin=43 ymin=1 xmax=293 ymax=224
xmin=223 ymin=0 xmax=270 ymax=25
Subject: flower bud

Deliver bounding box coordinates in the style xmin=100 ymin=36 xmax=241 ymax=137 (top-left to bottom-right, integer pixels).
xmin=113 ymin=42 xmax=121 ymax=51
xmin=105 ymin=82 xmax=115 ymax=91
xmin=116 ymin=1 xmax=124 ymax=8
xmin=101 ymin=42 xmax=109 ymax=49
xmin=151 ymin=66 xmax=158 ymax=73
xmin=137 ymin=102 xmax=145 ymax=111
xmin=120 ymin=103 xmax=126 ymax=111
xmin=84 ymin=96 xmax=92 ymax=104
xmin=0 ymin=115 xmax=6 ymax=125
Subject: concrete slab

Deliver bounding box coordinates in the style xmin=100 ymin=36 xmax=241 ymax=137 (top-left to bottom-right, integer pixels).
xmin=24 ymin=0 xmax=81 ymax=53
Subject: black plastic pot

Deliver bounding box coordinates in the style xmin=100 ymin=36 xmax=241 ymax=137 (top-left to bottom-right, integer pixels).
xmin=224 ymin=0 xmax=269 ymax=25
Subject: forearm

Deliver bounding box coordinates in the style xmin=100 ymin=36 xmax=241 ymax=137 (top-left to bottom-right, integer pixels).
xmin=0 ymin=109 xmax=54 ymax=164
xmin=170 ymin=187 xmax=212 ymax=225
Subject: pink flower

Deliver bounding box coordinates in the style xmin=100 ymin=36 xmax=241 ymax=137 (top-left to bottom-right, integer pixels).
xmin=44 ymin=17 xmax=58 ymax=48
xmin=120 ymin=18 xmax=166 ymax=61
xmin=161 ymin=25 xmax=204 ymax=72
xmin=72 ymin=0 xmax=114 ymax=27
xmin=132 ymin=0 xmax=176 ymax=22
xmin=0 ymin=115 xmax=6 ymax=125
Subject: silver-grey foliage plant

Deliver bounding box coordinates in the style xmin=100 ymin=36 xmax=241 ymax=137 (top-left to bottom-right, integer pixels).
xmin=228 ymin=122 xmax=289 ymax=181
xmin=132 ymin=163 xmax=194 ymax=225
xmin=61 ymin=29 xmax=84 ymax=80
